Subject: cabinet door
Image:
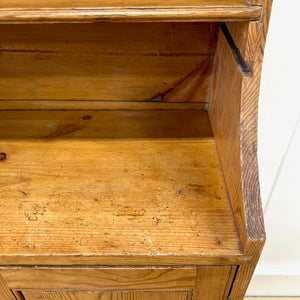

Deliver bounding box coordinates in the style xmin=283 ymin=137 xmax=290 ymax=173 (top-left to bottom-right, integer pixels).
xmin=21 ymin=291 xmax=189 ymax=300
xmin=0 ymin=266 xmax=236 ymax=300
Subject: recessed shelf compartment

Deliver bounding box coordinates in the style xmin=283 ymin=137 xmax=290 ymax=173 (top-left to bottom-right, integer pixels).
xmin=0 ymin=0 xmax=272 ymax=296
xmin=0 ymin=110 xmax=244 ymax=265
xmin=0 ymin=0 xmax=262 ymax=23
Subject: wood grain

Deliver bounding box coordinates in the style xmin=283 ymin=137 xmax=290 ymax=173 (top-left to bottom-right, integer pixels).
xmin=229 ymin=0 xmax=273 ymax=299
xmin=0 ymin=255 xmax=251 ymax=267
xmin=0 ymin=110 xmax=213 ymax=140
xmin=0 ymin=23 xmax=218 ymax=54
xmin=0 ymin=0 xmax=258 ymax=9
xmin=0 ymin=273 xmax=15 ymax=300
xmin=1 ymin=268 xmax=195 ymax=291
xmin=21 ymin=291 xmax=189 ymax=300
xmin=0 ymin=110 xmax=242 ymax=265
xmin=193 ymin=266 xmax=237 ymax=300
xmin=209 ymin=0 xmax=273 ymax=299
xmin=209 ymin=22 xmax=248 ymax=250
xmin=0 ymin=1 xmax=262 ymax=23
xmin=0 ymin=100 xmax=207 ymax=111
xmin=0 ymin=23 xmax=216 ymax=103
xmin=0 ymin=141 xmax=241 ymax=263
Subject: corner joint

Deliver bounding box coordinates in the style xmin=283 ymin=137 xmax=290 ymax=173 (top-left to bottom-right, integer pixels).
xmin=220 ymin=22 xmax=253 ymax=77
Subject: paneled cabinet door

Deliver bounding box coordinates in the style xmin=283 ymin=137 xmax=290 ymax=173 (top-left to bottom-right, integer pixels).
xmin=21 ymin=291 xmax=189 ymax=300
xmin=0 ymin=266 xmax=237 ymax=300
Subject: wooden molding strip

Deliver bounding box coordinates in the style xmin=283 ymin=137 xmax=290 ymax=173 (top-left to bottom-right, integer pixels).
xmin=0 ymin=6 xmax=262 ymax=23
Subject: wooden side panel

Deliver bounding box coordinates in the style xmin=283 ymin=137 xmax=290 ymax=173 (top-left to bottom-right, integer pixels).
xmin=193 ymin=266 xmax=237 ymax=300
xmin=229 ymin=0 xmax=273 ymax=299
xmin=22 ymin=291 xmax=189 ymax=300
xmin=1 ymin=268 xmax=196 ymax=291
xmin=0 ymin=23 xmax=217 ymax=104
xmin=209 ymin=0 xmax=273 ymax=299
xmin=209 ymin=23 xmax=247 ymax=247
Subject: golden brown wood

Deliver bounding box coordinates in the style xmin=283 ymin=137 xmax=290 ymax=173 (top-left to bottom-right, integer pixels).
xmin=0 ymin=0 xmax=273 ymax=298
xmin=0 ymin=255 xmax=251 ymax=267
xmin=0 ymin=273 xmax=15 ymax=300
xmin=0 ymin=110 xmax=212 ymax=140
xmin=249 ymin=0 xmax=263 ymax=5
xmin=193 ymin=266 xmax=237 ymax=300
xmin=0 ymin=110 xmax=243 ymax=266
xmin=0 ymin=1 xmax=262 ymax=23
xmin=0 ymin=22 xmax=218 ymax=53
xmin=0 ymin=23 xmax=216 ymax=103
xmin=1 ymin=268 xmax=195 ymax=291
xmin=0 ymin=100 xmax=207 ymax=111
xmin=229 ymin=1 xmax=273 ymax=298
xmin=22 ymin=291 xmax=189 ymax=300
xmin=208 ymin=0 xmax=273 ymax=299
xmin=0 ymin=140 xmax=241 ymax=262
xmin=209 ymin=22 xmax=248 ymax=250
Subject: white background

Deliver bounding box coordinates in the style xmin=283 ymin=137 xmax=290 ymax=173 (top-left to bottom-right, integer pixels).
xmin=246 ymin=0 xmax=300 ymax=296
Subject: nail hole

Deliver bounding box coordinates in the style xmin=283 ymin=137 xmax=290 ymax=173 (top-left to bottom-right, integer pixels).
xmin=82 ymin=115 xmax=92 ymax=120
xmin=0 ymin=153 xmax=7 ymax=161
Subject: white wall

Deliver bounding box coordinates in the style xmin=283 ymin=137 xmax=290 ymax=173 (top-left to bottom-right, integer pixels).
xmin=246 ymin=0 xmax=300 ymax=296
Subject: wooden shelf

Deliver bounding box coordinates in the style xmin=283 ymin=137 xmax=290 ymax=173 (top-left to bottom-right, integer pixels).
xmin=0 ymin=110 xmax=245 ymax=266
xmin=0 ymin=0 xmax=262 ymax=23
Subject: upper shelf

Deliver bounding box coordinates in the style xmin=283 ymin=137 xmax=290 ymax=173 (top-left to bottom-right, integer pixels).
xmin=0 ymin=0 xmax=262 ymax=23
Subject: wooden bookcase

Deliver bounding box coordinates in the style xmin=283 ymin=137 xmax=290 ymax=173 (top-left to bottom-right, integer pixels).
xmin=0 ymin=1 xmax=273 ymax=299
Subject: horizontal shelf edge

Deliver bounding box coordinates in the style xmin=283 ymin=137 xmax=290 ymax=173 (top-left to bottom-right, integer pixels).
xmin=0 ymin=6 xmax=262 ymax=23
xmin=0 ymin=254 xmax=252 ymax=266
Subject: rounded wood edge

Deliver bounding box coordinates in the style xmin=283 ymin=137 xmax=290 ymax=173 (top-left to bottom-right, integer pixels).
xmin=0 ymin=7 xmax=262 ymax=23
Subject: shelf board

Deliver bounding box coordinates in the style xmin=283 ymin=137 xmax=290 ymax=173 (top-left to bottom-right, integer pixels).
xmin=0 ymin=0 xmax=262 ymax=23
xmin=0 ymin=110 xmax=244 ymax=266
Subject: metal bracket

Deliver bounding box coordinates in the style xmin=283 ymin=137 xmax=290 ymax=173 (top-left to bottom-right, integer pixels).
xmin=220 ymin=22 xmax=253 ymax=77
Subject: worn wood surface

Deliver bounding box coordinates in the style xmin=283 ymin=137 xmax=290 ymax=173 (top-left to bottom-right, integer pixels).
xmin=209 ymin=0 xmax=273 ymax=299
xmin=21 ymin=291 xmax=189 ymax=300
xmin=229 ymin=0 xmax=273 ymax=298
xmin=193 ymin=266 xmax=236 ymax=300
xmin=0 ymin=1 xmax=261 ymax=23
xmin=209 ymin=22 xmax=248 ymax=251
xmin=0 ymin=110 xmax=243 ymax=266
xmin=0 ymin=23 xmax=216 ymax=103
xmin=1 ymin=268 xmax=196 ymax=291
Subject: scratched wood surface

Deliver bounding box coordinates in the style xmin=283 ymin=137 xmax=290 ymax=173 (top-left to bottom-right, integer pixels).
xmin=208 ymin=0 xmax=273 ymax=299
xmin=0 ymin=23 xmax=217 ymax=103
xmin=0 ymin=110 xmax=242 ymax=265
xmin=21 ymin=291 xmax=189 ymax=300
xmin=0 ymin=0 xmax=262 ymax=23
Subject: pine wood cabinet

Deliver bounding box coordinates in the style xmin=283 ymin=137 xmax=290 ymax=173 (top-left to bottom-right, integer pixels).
xmin=0 ymin=0 xmax=272 ymax=299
